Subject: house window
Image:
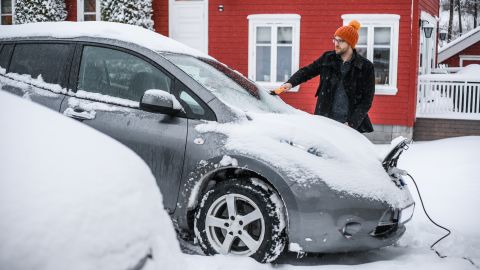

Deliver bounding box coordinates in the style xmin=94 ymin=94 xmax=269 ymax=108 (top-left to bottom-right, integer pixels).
xmin=77 ymin=0 xmax=100 ymax=21
xmin=0 ymin=0 xmax=14 ymax=25
xmin=342 ymin=14 xmax=400 ymax=95
xmin=248 ymin=14 xmax=300 ymax=91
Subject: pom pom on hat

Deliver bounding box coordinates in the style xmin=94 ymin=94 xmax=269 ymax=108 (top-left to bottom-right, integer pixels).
xmin=348 ymin=20 xmax=361 ymax=31
xmin=334 ymin=20 xmax=361 ymax=48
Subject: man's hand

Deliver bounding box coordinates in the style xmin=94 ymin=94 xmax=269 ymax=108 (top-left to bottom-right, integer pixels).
xmin=270 ymin=83 xmax=292 ymax=95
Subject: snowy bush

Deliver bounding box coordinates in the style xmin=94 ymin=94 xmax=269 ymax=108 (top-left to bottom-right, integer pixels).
xmin=14 ymin=0 xmax=67 ymax=24
xmin=101 ymin=0 xmax=154 ymax=30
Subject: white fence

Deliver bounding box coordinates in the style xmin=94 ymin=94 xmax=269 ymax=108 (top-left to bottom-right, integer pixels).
xmin=417 ymin=77 xmax=480 ymax=120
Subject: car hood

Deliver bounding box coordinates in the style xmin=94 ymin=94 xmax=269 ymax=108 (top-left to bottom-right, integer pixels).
xmin=196 ymin=111 xmax=413 ymax=208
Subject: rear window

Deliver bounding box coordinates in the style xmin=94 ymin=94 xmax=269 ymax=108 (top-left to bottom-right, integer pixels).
xmin=9 ymin=43 xmax=73 ymax=88
xmin=0 ymin=44 xmax=13 ymax=71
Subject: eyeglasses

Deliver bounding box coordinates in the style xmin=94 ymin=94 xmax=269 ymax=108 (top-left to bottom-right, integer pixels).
xmin=332 ymin=38 xmax=346 ymax=45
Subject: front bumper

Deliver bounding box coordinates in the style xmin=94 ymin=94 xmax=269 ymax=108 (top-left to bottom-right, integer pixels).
xmin=286 ymin=183 xmax=414 ymax=253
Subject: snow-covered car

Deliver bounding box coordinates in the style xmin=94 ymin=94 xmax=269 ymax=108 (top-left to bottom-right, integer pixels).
xmin=0 ymin=90 xmax=184 ymax=270
xmin=0 ymin=22 xmax=414 ymax=263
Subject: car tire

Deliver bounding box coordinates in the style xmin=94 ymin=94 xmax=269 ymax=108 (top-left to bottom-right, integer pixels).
xmin=194 ymin=178 xmax=286 ymax=263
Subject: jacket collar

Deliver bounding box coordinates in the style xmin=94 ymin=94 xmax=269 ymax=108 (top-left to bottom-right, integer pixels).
xmin=351 ymin=49 xmax=364 ymax=69
xmin=326 ymin=49 xmax=363 ymax=69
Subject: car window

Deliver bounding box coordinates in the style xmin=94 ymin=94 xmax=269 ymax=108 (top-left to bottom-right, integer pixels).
xmin=9 ymin=43 xmax=72 ymax=88
xmin=0 ymin=44 xmax=13 ymax=71
xmin=77 ymin=46 xmax=172 ymax=102
xmin=172 ymin=80 xmax=216 ymax=121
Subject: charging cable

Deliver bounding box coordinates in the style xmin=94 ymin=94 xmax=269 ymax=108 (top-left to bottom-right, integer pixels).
xmin=405 ymin=173 xmax=450 ymax=255
xmin=404 ymin=173 xmax=478 ymax=268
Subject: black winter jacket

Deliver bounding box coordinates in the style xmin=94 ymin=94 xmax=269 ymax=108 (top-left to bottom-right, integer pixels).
xmin=286 ymin=50 xmax=375 ymax=133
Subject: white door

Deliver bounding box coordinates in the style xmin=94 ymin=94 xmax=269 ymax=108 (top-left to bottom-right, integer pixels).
xmin=169 ymin=0 xmax=208 ymax=53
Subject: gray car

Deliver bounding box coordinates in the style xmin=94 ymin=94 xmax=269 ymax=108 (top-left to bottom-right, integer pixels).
xmin=0 ymin=22 xmax=414 ymax=263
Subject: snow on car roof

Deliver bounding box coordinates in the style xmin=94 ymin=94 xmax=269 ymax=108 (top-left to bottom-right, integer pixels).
xmin=0 ymin=21 xmax=212 ymax=59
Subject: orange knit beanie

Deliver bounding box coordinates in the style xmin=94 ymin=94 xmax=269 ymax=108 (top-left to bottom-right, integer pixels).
xmin=334 ymin=20 xmax=361 ymax=48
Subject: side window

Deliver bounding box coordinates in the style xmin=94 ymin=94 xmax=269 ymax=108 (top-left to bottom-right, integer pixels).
xmin=77 ymin=46 xmax=172 ymax=102
xmin=0 ymin=44 xmax=13 ymax=70
xmin=172 ymin=80 xmax=216 ymax=121
xmin=9 ymin=43 xmax=73 ymax=87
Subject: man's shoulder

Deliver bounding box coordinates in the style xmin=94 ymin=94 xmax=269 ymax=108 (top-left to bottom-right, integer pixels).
xmin=354 ymin=52 xmax=374 ymax=68
xmin=321 ymin=50 xmax=337 ymax=59
xmin=355 ymin=53 xmax=373 ymax=69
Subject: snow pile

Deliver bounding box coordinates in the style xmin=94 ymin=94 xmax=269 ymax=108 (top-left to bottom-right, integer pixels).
xmin=0 ymin=21 xmax=211 ymax=59
xmin=398 ymin=136 xmax=480 ymax=265
xmin=196 ymin=112 xmax=412 ymax=208
xmin=419 ymin=64 xmax=480 ymax=82
xmin=14 ymin=0 xmax=67 ymax=24
xmin=0 ymin=91 xmax=184 ymax=270
xmin=101 ymin=0 xmax=154 ymax=30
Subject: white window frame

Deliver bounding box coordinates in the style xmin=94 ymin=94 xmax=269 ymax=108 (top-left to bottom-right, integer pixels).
xmin=342 ymin=14 xmax=400 ymax=95
xmin=0 ymin=0 xmax=15 ymax=25
xmin=77 ymin=0 xmax=100 ymax=22
xmin=248 ymin=14 xmax=301 ymax=92
xmin=460 ymin=55 xmax=480 ymax=67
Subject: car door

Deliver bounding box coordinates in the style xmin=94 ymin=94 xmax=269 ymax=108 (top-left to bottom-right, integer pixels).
xmin=59 ymin=44 xmax=190 ymax=212
xmin=0 ymin=42 xmax=73 ymax=111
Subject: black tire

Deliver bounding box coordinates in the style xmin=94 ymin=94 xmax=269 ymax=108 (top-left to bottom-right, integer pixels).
xmin=194 ymin=178 xmax=286 ymax=263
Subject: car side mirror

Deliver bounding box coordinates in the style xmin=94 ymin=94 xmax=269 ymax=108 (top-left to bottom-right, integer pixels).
xmin=140 ymin=89 xmax=183 ymax=116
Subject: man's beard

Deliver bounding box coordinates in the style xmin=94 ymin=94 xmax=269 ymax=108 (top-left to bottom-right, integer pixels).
xmin=335 ymin=46 xmax=348 ymax=55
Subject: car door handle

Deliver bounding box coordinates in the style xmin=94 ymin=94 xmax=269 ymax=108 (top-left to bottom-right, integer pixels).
xmin=63 ymin=107 xmax=96 ymax=120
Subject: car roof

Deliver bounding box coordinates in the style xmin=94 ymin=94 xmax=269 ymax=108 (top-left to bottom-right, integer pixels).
xmin=0 ymin=21 xmax=212 ymax=60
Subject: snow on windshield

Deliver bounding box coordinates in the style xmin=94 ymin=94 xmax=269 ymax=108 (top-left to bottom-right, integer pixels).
xmin=196 ymin=112 xmax=413 ymax=208
xmin=162 ymin=54 xmax=297 ymax=115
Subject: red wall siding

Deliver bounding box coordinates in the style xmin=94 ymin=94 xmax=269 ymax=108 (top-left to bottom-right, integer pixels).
xmin=208 ymin=0 xmax=420 ymax=127
xmin=152 ymin=0 xmax=168 ymax=36
xmin=441 ymin=42 xmax=480 ymax=67
xmin=419 ymin=0 xmax=439 ymax=19
xmin=65 ymin=0 xmax=77 ymax=21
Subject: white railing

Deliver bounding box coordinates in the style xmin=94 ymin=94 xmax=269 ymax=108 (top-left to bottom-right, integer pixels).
xmin=417 ymin=77 xmax=480 ymax=120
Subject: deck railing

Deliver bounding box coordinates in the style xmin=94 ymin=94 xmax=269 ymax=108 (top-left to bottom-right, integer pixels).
xmin=417 ymin=76 xmax=480 ymax=120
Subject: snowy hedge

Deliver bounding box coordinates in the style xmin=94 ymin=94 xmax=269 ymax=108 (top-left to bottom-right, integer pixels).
xmin=101 ymin=0 xmax=154 ymax=30
xmin=14 ymin=0 xmax=67 ymax=24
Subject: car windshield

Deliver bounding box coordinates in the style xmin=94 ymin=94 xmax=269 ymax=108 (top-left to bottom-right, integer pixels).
xmin=161 ymin=53 xmax=294 ymax=114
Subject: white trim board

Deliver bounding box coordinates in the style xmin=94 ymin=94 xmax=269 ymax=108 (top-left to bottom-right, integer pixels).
xmin=460 ymin=55 xmax=480 ymax=67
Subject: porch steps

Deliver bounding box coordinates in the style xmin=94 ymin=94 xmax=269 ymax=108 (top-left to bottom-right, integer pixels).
xmin=413 ymin=118 xmax=480 ymax=141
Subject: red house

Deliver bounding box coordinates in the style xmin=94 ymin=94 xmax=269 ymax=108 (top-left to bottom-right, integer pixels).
xmin=1 ymin=0 xmax=443 ymax=143
xmin=438 ymin=26 xmax=480 ymax=67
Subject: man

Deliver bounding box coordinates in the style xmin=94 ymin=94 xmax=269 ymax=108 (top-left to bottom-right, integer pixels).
xmin=272 ymin=20 xmax=375 ymax=133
